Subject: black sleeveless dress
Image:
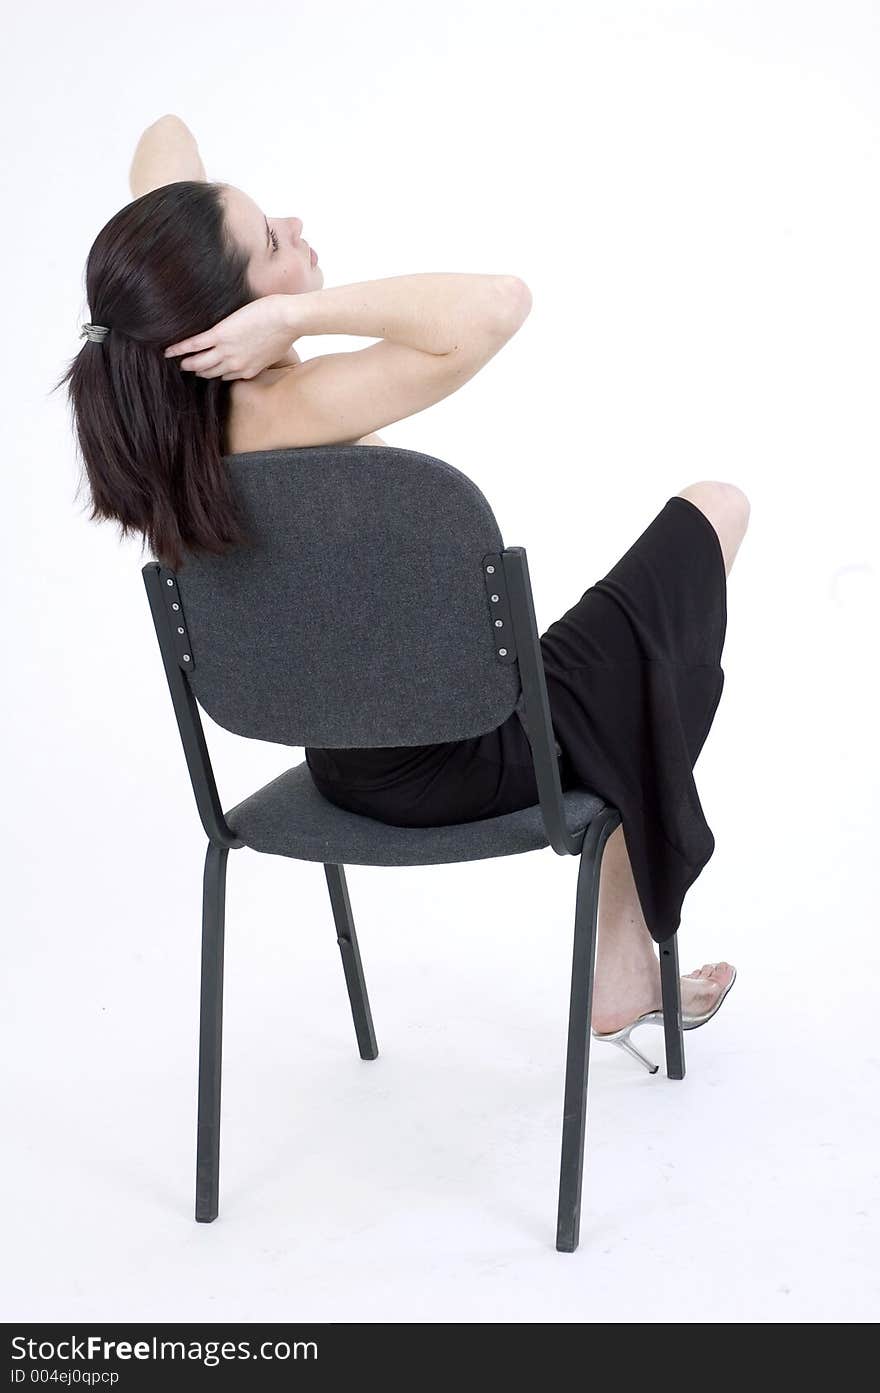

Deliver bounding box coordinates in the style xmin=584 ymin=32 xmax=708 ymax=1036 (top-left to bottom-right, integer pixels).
xmin=306 ymin=494 xmax=728 ymax=945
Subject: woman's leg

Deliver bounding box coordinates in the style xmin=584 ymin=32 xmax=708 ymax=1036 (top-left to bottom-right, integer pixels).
xmin=591 ymin=480 xmax=750 ymax=1033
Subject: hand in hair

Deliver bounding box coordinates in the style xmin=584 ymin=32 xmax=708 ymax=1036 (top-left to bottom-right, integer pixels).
xmin=163 ymin=293 xmax=304 ymax=381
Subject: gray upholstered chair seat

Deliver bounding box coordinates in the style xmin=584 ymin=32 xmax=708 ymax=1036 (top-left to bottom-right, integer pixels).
xmin=225 ymin=760 xmax=606 ymax=867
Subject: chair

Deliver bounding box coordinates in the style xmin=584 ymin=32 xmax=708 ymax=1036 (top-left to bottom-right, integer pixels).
xmin=141 ymin=443 xmax=685 ymax=1253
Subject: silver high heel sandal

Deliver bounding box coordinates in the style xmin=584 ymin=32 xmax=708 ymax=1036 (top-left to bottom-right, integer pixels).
xmin=592 ymin=965 xmax=737 ymax=1074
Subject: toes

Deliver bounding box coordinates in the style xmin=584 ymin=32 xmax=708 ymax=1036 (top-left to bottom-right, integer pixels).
xmin=686 ymin=962 xmax=734 ymax=984
xmin=708 ymin=963 xmax=734 ymax=990
xmin=683 ymin=964 xmax=726 ymax=997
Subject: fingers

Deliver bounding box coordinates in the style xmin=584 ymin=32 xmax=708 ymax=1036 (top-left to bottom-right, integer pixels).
xmin=164 ymin=336 xmax=208 ymax=359
xmin=171 ymin=349 xmax=225 ymax=376
xmin=188 ymin=354 xmax=226 ymax=377
xmin=162 ymin=338 xmax=247 ymax=379
xmin=164 ymin=338 xmax=222 ymax=373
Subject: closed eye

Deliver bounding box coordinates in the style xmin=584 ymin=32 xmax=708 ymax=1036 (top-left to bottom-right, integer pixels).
xmin=269 ymin=225 xmax=279 ymax=252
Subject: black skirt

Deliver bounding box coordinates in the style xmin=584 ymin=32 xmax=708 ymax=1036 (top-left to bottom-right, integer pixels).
xmin=305 ymin=495 xmax=728 ymax=944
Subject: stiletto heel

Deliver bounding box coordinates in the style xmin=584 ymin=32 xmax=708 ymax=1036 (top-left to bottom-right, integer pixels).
xmin=609 ymin=1023 xmax=661 ymax=1074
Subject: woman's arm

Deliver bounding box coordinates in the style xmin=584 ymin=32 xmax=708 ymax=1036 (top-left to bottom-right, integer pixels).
xmin=129 ymin=115 xmax=206 ymax=198
xmin=289 ymin=274 xmax=531 ymax=355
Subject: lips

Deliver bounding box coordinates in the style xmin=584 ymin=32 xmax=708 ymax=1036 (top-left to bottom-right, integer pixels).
xmin=309 ymin=245 xmax=318 ymax=268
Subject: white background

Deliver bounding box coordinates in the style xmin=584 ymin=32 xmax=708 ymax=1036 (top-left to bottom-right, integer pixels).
xmin=3 ymin=0 xmax=878 ymax=1323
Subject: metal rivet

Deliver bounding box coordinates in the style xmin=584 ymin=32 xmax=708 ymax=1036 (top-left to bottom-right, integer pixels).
xmin=166 ymin=578 xmax=173 ymax=586
xmin=486 ymin=565 xmax=495 ymax=574
xmin=182 ymin=654 xmax=191 ymax=662
xmin=177 ymin=626 xmax=184 ymax=634
xmin=498 ymin=647 xmax=508 ymax=656
xmin=490 ymin=593 xmax=499 ymax=602
xmin=494 ymin=619 xmax=503 ymax=628
xmin=172 ymin=602 xmax=180 ymax=611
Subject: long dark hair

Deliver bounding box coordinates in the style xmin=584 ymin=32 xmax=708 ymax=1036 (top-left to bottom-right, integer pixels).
xmin=53 ymin=181 xmax=255 ymax=571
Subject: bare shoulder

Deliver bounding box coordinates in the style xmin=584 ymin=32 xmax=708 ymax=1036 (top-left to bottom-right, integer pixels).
xmin=226 ymin=324 xmax=495 ymax=451
xmin=226 ymin=366 xmax=388 ymax=452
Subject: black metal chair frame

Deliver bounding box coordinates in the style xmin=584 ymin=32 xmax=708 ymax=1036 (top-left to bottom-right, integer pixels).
xmin=142 ymin=544 xmax=684 ymax=1254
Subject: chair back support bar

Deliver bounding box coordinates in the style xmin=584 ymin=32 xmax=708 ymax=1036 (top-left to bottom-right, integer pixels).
xmin=501 ymin=548 xmax=581 ymax=857
xmin=142 ymin=562 xmax=243 ymax=849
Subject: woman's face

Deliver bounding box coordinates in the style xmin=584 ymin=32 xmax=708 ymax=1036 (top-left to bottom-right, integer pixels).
xmin=220 ymin=183 xmax=324 ymax=298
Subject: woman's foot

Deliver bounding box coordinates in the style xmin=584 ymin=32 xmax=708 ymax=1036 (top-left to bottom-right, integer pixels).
xmin=591 ymin=961 xmax=735 ymax=1035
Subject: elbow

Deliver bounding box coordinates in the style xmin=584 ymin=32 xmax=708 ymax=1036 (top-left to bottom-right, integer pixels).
xmin=445 ymin=276 xmax=533 ymax=358
xmin=151 ymin=113 xmax=190 ymax=133
xmin=505 ymin=275 xmax=533 ymax=308
xmin=493 ymin=275 xmax=533 ymax=337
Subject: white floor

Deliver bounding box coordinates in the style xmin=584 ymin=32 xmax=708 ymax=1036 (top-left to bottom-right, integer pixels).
xmin=4 ymin=817 xmax=878 ymax=1324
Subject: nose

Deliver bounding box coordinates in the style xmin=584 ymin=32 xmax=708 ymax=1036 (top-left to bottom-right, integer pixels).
xmin=291 ymin=216 xmax=304 ymax=240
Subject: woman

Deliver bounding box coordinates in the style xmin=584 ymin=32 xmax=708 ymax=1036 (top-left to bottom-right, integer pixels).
xmin=58 ymin=115 xmax=744 ymax=1063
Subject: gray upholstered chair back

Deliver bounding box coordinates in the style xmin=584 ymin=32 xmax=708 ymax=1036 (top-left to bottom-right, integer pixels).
xmin=170 ymin=445 xmax=522 ymax=748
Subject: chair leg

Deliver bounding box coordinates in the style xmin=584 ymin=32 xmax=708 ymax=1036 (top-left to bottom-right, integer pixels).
xmin=659 ymin=932 xmax=686 ymax=1080
xmin=556 ymin=808 xmax=621 ymax=1254
xmin=324 ymin=863 xmax=378 ymax=1061
xmin=195 ymin=841 xmax=228 ymax=1223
